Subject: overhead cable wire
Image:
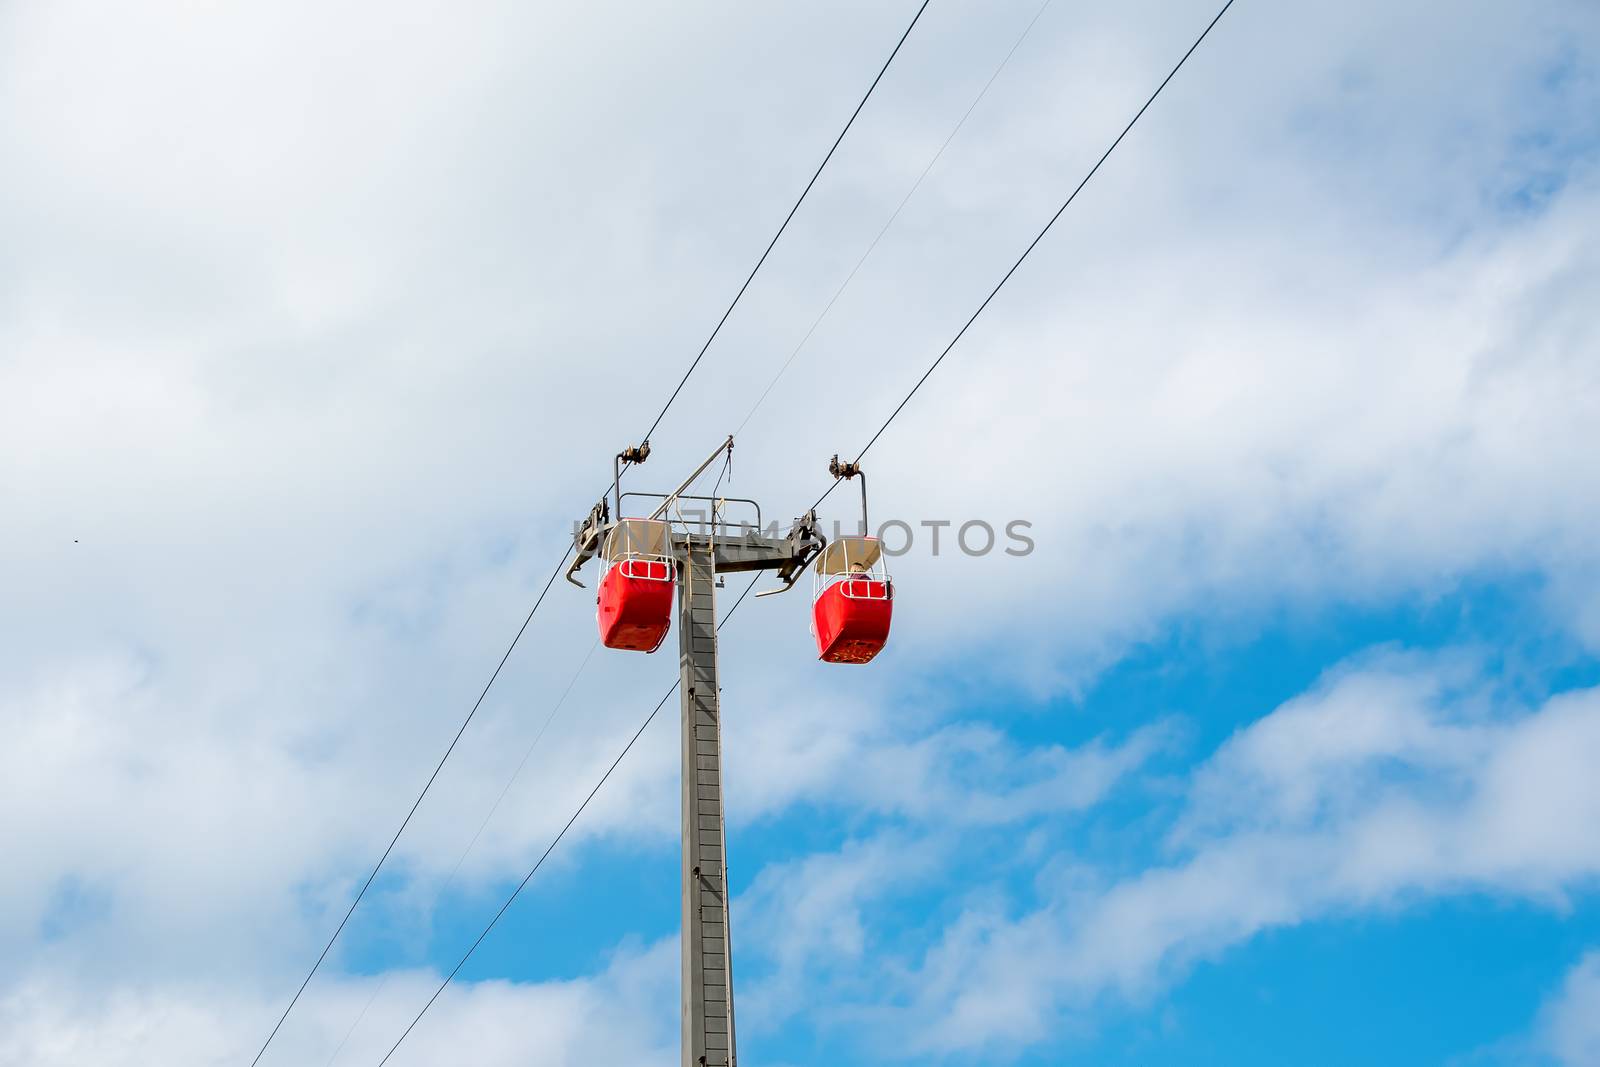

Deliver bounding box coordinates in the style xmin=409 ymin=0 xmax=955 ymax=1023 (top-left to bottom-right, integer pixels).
xmin=373 ymin=575 xmax=764 ymax=1066
xmin=251 ymin=6 xmax=935 ymax=1060
xmin=638 ymin=0 xmax=933 ymax=446
xmin=734 ymin=0 xmax=1056 ymax=438
xmin=336 ymin=452 xmax=720 ymax=1065
xmin=323 ymin=639 xmax=603 ymax=1066
xmin=247 ymin=542 xmax=574 ymax=1067
xmin=815 ymin=0 xmax=1238 ymax=512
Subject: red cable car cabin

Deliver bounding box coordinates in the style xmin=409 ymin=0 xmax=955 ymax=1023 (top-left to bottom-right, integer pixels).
xmin=597 ymin=519 xmax=675 ymax=652
xmin=812 ymin=536 xmax=892 ymax=664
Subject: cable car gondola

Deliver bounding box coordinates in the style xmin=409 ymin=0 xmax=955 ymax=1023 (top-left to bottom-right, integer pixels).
xmin=597 ymin=517 xmax=675 ymax=652
xmin=812 ymin=535 xmax=892 ymax=663
xmin=811 ymin=456 xmax=892 ymax=663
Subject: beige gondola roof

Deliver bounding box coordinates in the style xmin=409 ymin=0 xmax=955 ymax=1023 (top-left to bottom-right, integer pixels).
xmin=604 ymin=518 xmax=671 ymax=559
xmin=816 ymin=535 xmax=883 ymax=575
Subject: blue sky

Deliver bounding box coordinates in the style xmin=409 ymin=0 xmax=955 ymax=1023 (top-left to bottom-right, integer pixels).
xmin=3 ymin=0 xmax=1600 ymax=1064
xmin=326 ymin=578 xmax=1600 ymax=1065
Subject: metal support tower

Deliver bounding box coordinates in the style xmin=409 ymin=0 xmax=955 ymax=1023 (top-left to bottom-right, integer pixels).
xmin=568 ymin=440 xmax=822 ymax=1067
xmin=677 ymin=537 xmax=734 ymax=1067
xmin=669 ymin=523 xmax=816 ymax=1067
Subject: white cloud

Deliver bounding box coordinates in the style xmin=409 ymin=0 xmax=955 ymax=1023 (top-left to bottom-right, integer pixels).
xmin=726 ymin=679 xmax=1174 ymax=826
xmin=734 ymin=834 xmax=946 ymax=1034
xmin=882 ymin=653 xmax=1600 ymax=1056
xmin=0 ymin=938 xmax=674 ymax=1067
xmin=1543 ymin=951 xmax=1600 ymax=1067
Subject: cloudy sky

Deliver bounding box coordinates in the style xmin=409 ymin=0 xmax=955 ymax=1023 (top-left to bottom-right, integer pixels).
xmin=3 ymin=0 xmax=1599 ymax=1063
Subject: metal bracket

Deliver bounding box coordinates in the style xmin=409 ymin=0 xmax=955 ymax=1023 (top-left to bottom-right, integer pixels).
xmin=828 ymin=454 xmax=869 ymax=535
xmin=647 ymin=436 xmax=734 ymax=522
xmin=755 ymin=510 xmax=825 ymax=598
xmin=565 ymin=497 xmax=609 ymax=587
xmin=614 ymin=440 xmax=651 ymax=517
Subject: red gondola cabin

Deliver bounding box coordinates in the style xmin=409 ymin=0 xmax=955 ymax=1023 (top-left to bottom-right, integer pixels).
xmin=812 ymin=536 xmax=892 ymax=664
xmin=597 ymin=519 xmax=675 ymax=652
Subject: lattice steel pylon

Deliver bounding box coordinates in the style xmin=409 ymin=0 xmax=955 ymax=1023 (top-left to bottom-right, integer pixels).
xmin=567 ymin=438 xmax=823 ymax=1066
